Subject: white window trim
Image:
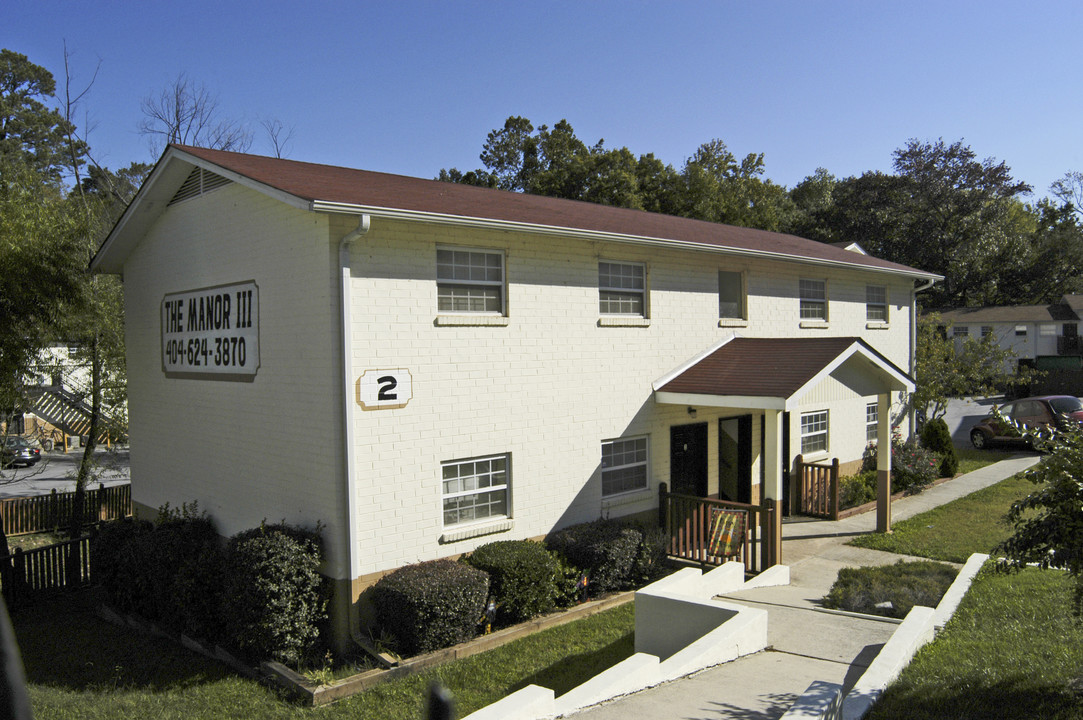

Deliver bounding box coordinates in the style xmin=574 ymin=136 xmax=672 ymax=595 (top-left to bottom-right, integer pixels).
xmin=440 ymin=453 xmax=511 ymax=531
xmin=866 ymin=402 xmax=878 ymax=443
xmin=866 ymin=284 xmax=889 ymax=326
xmin=799 ymin=278 xmax=828 ymax=324
xmin=601 ymin=435 xmax=650 ymax=497
xmin=718 ymin=269 xmax=748 ymax=323
xmin=800 ymin=410 xmax=829 ymax=457
xmin=436 ymin=246 xmax=507 ymax=317
xmin=598 ymin=260 xmax=648 ymax=319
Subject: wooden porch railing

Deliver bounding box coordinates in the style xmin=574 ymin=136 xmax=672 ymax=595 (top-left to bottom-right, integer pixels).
xmin=796 ymin=455 xmax=839 ymax=520
xmin=658 ymin=483 xmax=777 ymax=573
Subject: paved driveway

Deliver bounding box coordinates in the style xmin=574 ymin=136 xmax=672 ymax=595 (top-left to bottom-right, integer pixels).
xmin=0 ymin=446 xmax=129 ymax=499
xmin=941 ymin=396 xmax=1004 ymax=449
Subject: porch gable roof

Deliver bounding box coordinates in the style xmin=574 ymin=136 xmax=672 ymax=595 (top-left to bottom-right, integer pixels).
xmin=652 ymin=336 xmax=913 ymax=410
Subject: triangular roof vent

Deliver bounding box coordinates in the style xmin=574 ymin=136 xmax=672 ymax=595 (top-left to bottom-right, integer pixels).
xmin=168 ymin=166 xmax=232 ymax=205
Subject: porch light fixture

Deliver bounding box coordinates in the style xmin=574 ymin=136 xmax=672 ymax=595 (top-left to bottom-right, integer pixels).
xmin=687 ymin=406 xmax=697 ymax=418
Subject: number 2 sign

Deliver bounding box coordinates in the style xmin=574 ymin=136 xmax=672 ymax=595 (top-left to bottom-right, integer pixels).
xmin=357 ymin=369 xmax=412 ymax=410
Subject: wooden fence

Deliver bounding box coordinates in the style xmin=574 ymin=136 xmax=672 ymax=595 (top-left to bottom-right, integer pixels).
xmin=795 ymin=455 xmax=839 ymax=520
xmin=0 ymin=535 xmax=92 ymax=608
xmin=658 ymin=483 xmax=776 ymax=573
xmin=0 ymin=484 xmax=130 ymax=537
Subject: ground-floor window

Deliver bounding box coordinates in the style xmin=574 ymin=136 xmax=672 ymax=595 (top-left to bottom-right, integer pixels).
xmin=866 ymin=403 xmax=878 ymax=443
xmin=601 ymin=436 xmax=649 ymax=496
xmin=800 ymin=410 xmax=829 ymax=454
xmin=441 ymin=454 xmax=509 ymax=527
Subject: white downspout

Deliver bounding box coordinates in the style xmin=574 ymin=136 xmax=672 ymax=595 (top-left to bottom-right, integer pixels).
xmin=339 ymin=215 xmax=370 ymax=606
xmin=910 ymin=277 xmax=936 ymax=435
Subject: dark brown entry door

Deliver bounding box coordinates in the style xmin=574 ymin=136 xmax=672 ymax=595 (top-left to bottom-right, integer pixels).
xmin=719 ymin=415 xmax=753 ymax=503
xmin=670 ymin=422 xmax=708 ymax=497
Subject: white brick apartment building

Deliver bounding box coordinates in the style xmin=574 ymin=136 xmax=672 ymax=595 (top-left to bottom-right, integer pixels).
xmin=91 ymin=145 xmax=939 ymax=644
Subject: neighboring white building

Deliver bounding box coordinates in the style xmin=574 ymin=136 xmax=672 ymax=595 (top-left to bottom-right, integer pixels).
xmin=90 ymin=145 xmax=939 ymax=645
xmin=937 ymin=295 xmax=1083 ymax=372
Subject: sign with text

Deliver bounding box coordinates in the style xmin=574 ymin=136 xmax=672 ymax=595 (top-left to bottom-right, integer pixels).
xmin=357 ymin=369 xmax=412 ymax=410
xmin=161 ymin=281 xmax=260 ymax=379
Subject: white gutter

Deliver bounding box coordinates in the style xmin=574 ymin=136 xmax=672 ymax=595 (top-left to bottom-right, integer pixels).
xmin=339 ymin=215 xmax=370 ymax=587
xmin=910 ymin=277 xmax=938 ymax=433
xmin=310 ymin=200 xmax=943 ymax=284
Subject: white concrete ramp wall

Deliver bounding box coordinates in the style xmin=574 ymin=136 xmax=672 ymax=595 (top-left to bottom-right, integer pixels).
xmin=460 ymin=561 xmax=771 ymax=720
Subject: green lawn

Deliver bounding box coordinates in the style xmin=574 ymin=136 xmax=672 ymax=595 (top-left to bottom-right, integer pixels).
xmin=866 ymin=566 xmax=1083 ymax=720
xmin=848 ymin=472 xmax=1035 ymax=562
xmin=17 ymin=591 xmax=634 ymax=719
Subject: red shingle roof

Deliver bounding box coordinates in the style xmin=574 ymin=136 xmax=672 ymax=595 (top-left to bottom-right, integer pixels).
xmin=657 ymin=337 xmax=907 ymax=399
xmin=172 ymin=145 xmax=936 ymax=280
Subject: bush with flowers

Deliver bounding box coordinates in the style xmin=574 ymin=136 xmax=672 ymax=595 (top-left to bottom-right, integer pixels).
xmin=862 ymin=429 xmax=938 ymax=495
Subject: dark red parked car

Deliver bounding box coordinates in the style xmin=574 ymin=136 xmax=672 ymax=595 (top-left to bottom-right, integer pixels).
xmin=970 ymin=395 xmax=1083 ymax=449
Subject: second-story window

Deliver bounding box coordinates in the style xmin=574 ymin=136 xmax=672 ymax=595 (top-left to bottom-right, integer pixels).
xmin=599 ymin=261 xmax=646 ymax=316
xmin=437 ymin=248 xmax=505 ymax=314
xmin=719 ymin=270 xmax=746 ymax=320
xmin=866 ymin=285 xmax=888 ymax=322
xmin=799 ymin=278 xmax=827 ymax=321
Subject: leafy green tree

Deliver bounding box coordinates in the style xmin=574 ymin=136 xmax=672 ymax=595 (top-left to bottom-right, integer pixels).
xmin=0 ymin=49 xmax=85 ymax=182
xmin=997 ymin=418 xmax=1083 ymax=615
xmin=912 ymin=313 xmax=1035 ymax=422
xmin=0 ymin=157 xmax=84 ymax=426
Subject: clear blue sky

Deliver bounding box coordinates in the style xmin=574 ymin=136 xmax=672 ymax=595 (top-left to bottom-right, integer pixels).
xmin=8 ymin=1 xmax=1083 ymax=199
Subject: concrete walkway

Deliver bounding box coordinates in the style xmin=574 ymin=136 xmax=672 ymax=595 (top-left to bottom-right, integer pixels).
xmin=574 ymin=453 xmax=1041 ymax=720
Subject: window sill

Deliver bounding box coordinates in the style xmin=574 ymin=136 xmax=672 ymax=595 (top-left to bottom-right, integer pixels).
xmin=435 ymin=315 xmax=509 ymax=327
xmin=800 ymin=320 xmax=830 ymax=329
xmin=439 ymin=518 xmax=513 ymax=543
xmin=718 ymin=319 xmax=748 ymax=328
xmin=800 ymin=450 xmax=830 ymax=462
xmin=601 ymin=488 xmax=653 ymax=510
xmin=866 ymin=322 xmax=890 ymax=330
xmin=598 ymin=317 xmax=650 ymax=328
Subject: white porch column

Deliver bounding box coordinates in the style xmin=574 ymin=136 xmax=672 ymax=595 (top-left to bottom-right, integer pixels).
xmin=763 ymin=409 xmax=784 ymax=564
xmin=876 ymin=392 xmax=892 ymax=533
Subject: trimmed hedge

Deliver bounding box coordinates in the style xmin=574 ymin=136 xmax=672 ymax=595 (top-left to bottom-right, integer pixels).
xmin=372 ymin=559 xmax=490 ymax=656
xmin=545 ymin=519 xmax=642 ymax=594
xmin=921 ymin=417 xmax=959 ymax=478
xmin=463 ymin=540 xmax=567 ymax=624
xmin=95 ymin=511 xmax=327 ymax=666
xmin=222 ymin=523 xmax=327 ymax=665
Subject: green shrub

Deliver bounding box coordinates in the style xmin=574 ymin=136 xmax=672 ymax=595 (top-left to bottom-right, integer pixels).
xmin=372 ymin=559 xmax=490 ymax=656
xmin=463 ymin=540 xmax=563 ymax=624
xmin=631 ymin=525 xmax=671 ymax=587
xmin=920 ymin=418 xmax=959 ymax=478
xmin=92 ymin=517 xmax=156 ymax=617
xmin=839 ymin=471 xmax=877 ymax=510
xmin=148 ymin=503 xmax=225 ymax=638
xmin=545 ymin=519 xmax=643 ymax=594
xmin=822 ymin=560 xmax=958 ymax=619
xmin=222 ymin=523 xmax=327 ymax=665
xmin=920 ymin=418 xmax=953 ymax=454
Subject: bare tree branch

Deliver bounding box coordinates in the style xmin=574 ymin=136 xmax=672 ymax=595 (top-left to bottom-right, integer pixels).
xmin=139 ymin=74 xmax=252 ymax=153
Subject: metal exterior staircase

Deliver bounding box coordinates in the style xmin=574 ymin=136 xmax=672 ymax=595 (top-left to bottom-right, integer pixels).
xmin=27 ymin=381 xmax=126 ymax=442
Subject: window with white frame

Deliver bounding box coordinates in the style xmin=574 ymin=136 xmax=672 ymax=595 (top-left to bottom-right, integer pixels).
xmin=866 ymin=285 xmax=888 ymax=322
xmin=799 ymin=278 xmax=827 ymax=320
xmin=1015 ymin=325 xmax=1027 ymax=337
xmin=866 ymin=403 xmax=878 ymax=443
xmin=981 ymin=326 xmax=993 ymax=338
xmin=1040 ymin=323 xmax=1056 ymax=336
xmin=718 ymin=270 xmax=746 ymax=320
xmin=800 ymin=410 xmax=829 ymax=454
xmin=599 ymin=261 xmax=646 ymax=316
xmin=441 ymin=454 xmax=509 ymax=527
xmin=437 ymin=248 xmax=505 ymax=314
xmin=601 ymin=436 xmax=649 ymax=496
xmin=953 ymin=325 xmax=969 ymax=338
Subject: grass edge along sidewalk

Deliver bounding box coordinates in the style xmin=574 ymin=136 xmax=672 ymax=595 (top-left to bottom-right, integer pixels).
xmin=18 ymin=589 xmax=637 ymax=719
xmin=847 ymin=466 xmax=1083 ymax=719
